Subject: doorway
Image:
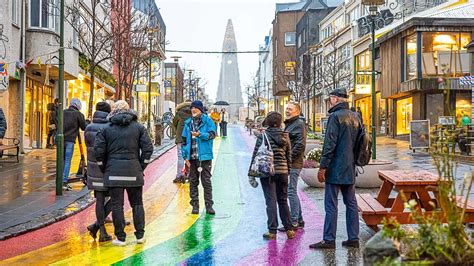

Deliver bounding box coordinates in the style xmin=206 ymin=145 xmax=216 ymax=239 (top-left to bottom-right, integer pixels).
xmin=25 ymin=78 xmax=54 ymax=149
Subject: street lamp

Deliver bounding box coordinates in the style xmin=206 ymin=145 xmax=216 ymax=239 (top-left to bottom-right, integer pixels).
xmin=362 ymin=0 xmax=385 ymax=160
xmin=147 ymin=28 xmax=155 ymax=132
xmin=170 ymin=56 xmax=181 ymax=108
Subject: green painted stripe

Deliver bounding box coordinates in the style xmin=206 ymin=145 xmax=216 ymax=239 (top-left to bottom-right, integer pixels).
xmin=114 ymin=133 xmax=244 ymax=265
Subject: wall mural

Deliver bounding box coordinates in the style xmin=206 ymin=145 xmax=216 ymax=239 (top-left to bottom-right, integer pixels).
xmin=0 ymin=24 xmax=9 ymax=91
xmin=0 ymin=24 xmax=8 ymax=60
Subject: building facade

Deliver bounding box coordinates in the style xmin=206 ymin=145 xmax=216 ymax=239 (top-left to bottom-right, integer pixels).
xmin=164 ymin=62 xmax=184 ymax=112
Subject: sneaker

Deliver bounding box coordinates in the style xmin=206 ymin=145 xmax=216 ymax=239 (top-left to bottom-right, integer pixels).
xmin=191 ymin=205 xmax=199 ymax=215
xmin=309 ymin=240 xmax=336 ymax=249
xmin=206 ymin=206 xmax=216 ymax=215
xmin=286 ymin=230 xmax=296 ymax=239
xmin=297 ymin=221 xmax=305 ymax=229
xmin=277 ymin=223 xmax=298 ymax=232
xmin=137 ymin=237 xmax=146 ymax=244
xmin=341 ymin=240 xmax=359 ymax=248
xmin=112 ymin=239 xmax=126 ymax=247
xmin=262 ymin=232 xmax=277 ymax=240
xmin=172 ymin=177 xmax=181 ymax=183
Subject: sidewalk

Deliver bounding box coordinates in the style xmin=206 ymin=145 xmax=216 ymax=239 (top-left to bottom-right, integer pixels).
xmin=0 ymin=139 xmax=175 ymax=240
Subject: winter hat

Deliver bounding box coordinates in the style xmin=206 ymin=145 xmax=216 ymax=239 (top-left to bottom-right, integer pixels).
xmin=96 ymin=101 xmax=111 ymax=113
xmin=329 ymin=88 xmax=348 ymax=99
xmin=190 ymin=100 xmax=205 ymax=113
xmin=70 ymin=98 xmax=82 ymax=110
xmin=114 ymin=100 xmax=130 ymax=111
xmin=105 ymin=100 xmax=115 ymax=111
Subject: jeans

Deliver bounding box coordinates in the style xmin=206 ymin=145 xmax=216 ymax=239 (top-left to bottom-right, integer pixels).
xmin=94 ymin=190 xmax=112 ymax=226
xmin=176 ymin=144 xmax=185 ymax=178
xmin=63 ymin=141 xmax=75 ymax=183
xmin=323 ymin=183 xmax=359 ymax=242
xmin=189 ymin=160 xmax=213 ymax=208
xmin=288 ymin=168 xmax=303 ymax=225
xmin=110 ymin=187 xmax=145 ymax=241
xmin=260 ymin=174 xmax=292 ymax=234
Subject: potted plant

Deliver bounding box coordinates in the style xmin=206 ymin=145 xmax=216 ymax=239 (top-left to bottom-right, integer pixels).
xmin=300 ymin=148 xmax=324 ymax=188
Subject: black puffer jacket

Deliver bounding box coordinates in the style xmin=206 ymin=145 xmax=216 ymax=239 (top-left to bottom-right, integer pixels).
xmin=63 ymin=107 xmax=86 ymax=143
xmin=94 ymin=109 xmax=154 ymax=188
xmin=0 ymin=108 xmax=6 ymax=139
xmin=284 ymin=116 xmax=307 ymax=169
xmin=84 ymin=111 xmax=109 ymax=191
xmin=249 ymin=127 xmax=292 ymax=175
xmin=320 ymin=102 xmax=361 ymax=185
xmin=172 ymin=102 xmax=191 ymax=144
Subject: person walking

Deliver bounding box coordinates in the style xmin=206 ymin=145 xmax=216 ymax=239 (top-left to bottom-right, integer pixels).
xmin=278 ymin=102 xmax=306 ymax=231
xmin=85 ymin=101 xmax=113 ymax=242
xmin=0 ymin=107 xmax=6 ymax=158
xmin=248 ymin=111 xmax=296 ymax=240
xmin=94 ymin=100 xmax=153 ymax=246
xmin=182 ymin=100 xmax=217 ymax=215
xmin=63 ymin=98 xmax=87 ymax=191
xmin=210 ymin=108 xmax=221 ymax=136
xmin=220 ymin=108 xmax=229 ymax=138
xmin=172 ymin=100 xmax=192 ymax=183
xmin=309 ymin=88 xmax=361 ymax=249
xmin=46 ymin=103 xmax=58 ymax=149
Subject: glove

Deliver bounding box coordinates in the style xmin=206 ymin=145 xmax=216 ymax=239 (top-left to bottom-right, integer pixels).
xmin=248 ymin=176 xmax=258 ymax=188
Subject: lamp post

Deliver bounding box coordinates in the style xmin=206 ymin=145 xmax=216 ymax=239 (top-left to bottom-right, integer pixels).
xmin=362 ymin=0 xmax=385 ymax=160
xmin=56 ymin=0 xmax=65 ymax=195
xmin=170 ymin=56 xmax=181 ymax=107
xmin=147 ymin=29 xmax=154 ymax=133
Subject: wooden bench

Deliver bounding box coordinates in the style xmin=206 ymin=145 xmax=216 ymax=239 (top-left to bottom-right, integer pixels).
xmin=455 ymin=196 xmax=474 ymax=223
xmin=0 ymin=138 xmax=20 ymax=163
xmin=356 ymin=193 xmax=388 ymax=231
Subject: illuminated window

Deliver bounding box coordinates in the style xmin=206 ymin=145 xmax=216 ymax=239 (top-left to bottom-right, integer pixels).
xmin=405 ymin=34 xmax=417 ymax=80
xmin=396 ymin=97 xmax=413 ymax=135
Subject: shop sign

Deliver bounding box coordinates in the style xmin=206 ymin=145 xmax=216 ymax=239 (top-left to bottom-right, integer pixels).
xmin=135 ymin=84 xmax=147 ymax=92
xmin=357 ymin=10 xmax=395 ymax=38
xmin=355 ymin=84 xmax=371 ymax=95
xmin=438 ymin=116 xmax=455 ymax=126
xmin=0 ymin=62 xmax=8 ymax=91
xmin=409 ymin=120 xmax=430 ymax=150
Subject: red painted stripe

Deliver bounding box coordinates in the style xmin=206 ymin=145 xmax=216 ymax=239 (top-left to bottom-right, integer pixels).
xmin=0 ymin=148 xmax=176 ymax=260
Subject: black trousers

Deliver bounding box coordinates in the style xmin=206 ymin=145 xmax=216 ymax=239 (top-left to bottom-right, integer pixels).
xmin=110 ymin=187 xmax=145 ymax=241
xmin=220 ymin=122 xmax=227 ymax=137
xmin=47 ymin=129 xmax=56 ymax=146
xmin=94 ymin=190 xmax=112 ymax=226
xmin=189 ymin=160 xmax=213 ymax=208
xmin=260 ymin=174 xmax=291 ymax=234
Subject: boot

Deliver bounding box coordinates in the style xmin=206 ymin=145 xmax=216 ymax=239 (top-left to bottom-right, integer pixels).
xmin=87 ymin=223 xmax=99 ymax=239
xmin=98 ymin=225 xmax=112 ymax=242
xmin=191 ymin=205 xmax=199 ymax=215
xmin=206 ymin=205 xmax=215 ymax=215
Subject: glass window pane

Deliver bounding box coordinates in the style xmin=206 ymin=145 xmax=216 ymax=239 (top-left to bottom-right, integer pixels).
xmin=396 ymin=97 xmax=413 ymax=135
xmin=30 ymin=0 xmax=40 ymax=27
xmin=406 ymin=34 xmax=417 ymax=80
xmin=42 ymin=0 xmax=49 ymax=28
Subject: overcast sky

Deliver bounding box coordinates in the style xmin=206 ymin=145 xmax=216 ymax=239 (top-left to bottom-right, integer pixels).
xmin=157 ymin=0 xmax=292 ymax=102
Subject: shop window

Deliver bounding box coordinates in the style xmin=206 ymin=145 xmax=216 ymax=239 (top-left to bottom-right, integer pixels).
xmin=421 ymin=32 xmax=472 ymax=77
xmin=30 ymin=0 xmax=59 ymax=32
xmin=355 ymin=50 xmax=371 ymax=94
xmin=426 ymin=93 xmax=444 ymax=126
xmin=405 ymin=34 xmax=417 ymax=80
xmin=456 ymin=92 xmax=471 ymax=126
xmin=396 ymin=97 xmax=413 ymax=135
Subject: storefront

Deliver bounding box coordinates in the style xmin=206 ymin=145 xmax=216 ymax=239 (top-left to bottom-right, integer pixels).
xmin=24 ymin=77 xmax=54 ymax=149
xmin=395 ymin=97 xmax=413 ymax=135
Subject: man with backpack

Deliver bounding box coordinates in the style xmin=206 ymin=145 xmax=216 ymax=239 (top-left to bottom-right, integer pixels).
xmin=310 ymin=88 xmax=362 ymax=250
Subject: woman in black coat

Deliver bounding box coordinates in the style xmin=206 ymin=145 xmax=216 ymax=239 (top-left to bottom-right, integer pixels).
xmin=94 ymin=100 xmax=153 ymax=246
xmin=248 ymin=111 xmax=295 ymax=240
xmin=85 ymin=101 xmax=112 ymax=242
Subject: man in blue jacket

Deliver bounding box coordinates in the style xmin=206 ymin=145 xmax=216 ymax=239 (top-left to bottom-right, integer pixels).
xmin=182 ymin=100 xmax=217 ymax=215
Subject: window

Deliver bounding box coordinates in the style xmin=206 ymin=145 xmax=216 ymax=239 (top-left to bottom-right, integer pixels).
xmin=333 ymin=15 xmax=345 ymax=31
xmin=12 ymin=0 xmax=19 ymax=25
xmin=30 ymin=0 xmax=59 ymax=32
xmin=349 ymin=6 xmax=360 ymax=23
xmin=396 ymin=97 xmax=413 ymax=135
xmin=320 ymin=26 xmax=332 ymax=40
xmin=405 ymin=34 xmax=417 ymax=80
xmin=421 ymin=32 xmax=472 ymax=77
xmin=355 ymin=50 xmax=371 ymax=93
xmin=298 ymin=33 xmax=302 ymax=48
xmin=285 ymin=32 xmax=296 ymax=46
xmin=361 ymin=5 xmax=368 ymax=17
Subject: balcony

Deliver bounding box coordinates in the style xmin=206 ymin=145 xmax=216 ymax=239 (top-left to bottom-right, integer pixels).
xmin=400 ymin=77 xmax=472 ymax=93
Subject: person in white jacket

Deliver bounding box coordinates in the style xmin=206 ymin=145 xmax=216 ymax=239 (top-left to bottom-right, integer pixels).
xmin=220 ymin=108 xmax=229 ymax=138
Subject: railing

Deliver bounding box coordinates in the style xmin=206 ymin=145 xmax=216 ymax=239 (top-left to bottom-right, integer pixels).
xmin=400 ymin=77 xmax=472 ymax=93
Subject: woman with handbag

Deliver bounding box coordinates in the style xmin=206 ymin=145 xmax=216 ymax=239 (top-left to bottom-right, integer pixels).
xmin=248 ymin=111 xmax=295 ymax=240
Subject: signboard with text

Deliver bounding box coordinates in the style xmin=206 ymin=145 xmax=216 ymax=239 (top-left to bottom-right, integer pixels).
xmin=409 ymin=120 xmax=430 ymax=150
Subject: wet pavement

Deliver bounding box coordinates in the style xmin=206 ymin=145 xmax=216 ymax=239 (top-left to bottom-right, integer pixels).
xmin=0 ymin=126 xmax=472 ymax=265
xmin=0 ymin=139 xmax=175 ymax=240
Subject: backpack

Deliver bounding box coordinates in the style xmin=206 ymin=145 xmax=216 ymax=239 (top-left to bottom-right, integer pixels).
xmin=354 ymin=125 xmax=372 ymax=167
xmin=249 ymin=132 xmax=275 ymax=178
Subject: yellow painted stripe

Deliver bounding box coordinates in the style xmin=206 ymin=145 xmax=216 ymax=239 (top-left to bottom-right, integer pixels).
xmin=2 ymin=139 xmax=221 ymax=265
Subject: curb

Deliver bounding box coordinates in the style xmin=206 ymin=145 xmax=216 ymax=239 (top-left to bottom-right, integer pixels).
xmin=0 ymin=142 xmax=176 ymax=241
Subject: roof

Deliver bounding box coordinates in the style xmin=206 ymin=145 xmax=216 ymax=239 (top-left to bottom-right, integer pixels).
xmin=376 ymin=0 xmax=474 ymax=43
xmin=276 ymin=1 xmax=307 ymax=13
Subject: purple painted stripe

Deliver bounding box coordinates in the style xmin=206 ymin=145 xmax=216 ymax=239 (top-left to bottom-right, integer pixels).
xmin=235 ymin=188 xmax=325 ymax=265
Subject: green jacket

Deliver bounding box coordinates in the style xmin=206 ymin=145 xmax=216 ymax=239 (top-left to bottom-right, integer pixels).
xmin=172 ymin=102 xmax=192 ymax=144
xmin=461 ymin=115 xmax=471 ymax=126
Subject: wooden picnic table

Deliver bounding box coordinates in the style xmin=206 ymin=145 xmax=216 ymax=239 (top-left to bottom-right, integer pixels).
xmin=357 ymin=170 xmax=474 ymax=230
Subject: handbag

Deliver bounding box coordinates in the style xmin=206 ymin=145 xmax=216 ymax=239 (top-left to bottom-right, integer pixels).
xmin=248 ymin=132 xmax=275 ymax=178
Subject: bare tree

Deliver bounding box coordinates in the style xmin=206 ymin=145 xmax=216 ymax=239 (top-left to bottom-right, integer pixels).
xmin=274 ymin=57 xmax=312 ymax=103
xmin=65 ymin=0 xmax=115 ymax=117
xmin=320 ymin=32 xmax=353 ymax=94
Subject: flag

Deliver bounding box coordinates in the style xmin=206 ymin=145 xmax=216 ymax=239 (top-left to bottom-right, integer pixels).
xmin=14 ymin=68 xmax=20 ymax=80
xmin=37 ymin=57 xmax=41 ymax=67
xmin=25 ymin=58 xmax=34 ymax=68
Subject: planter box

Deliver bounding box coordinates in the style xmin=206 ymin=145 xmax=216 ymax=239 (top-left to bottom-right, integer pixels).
xmin=305 ymin=142 xmax=322 ymax=155
xmin=300 ymin=167 xmax=325 ymax=188
xmin=356 ymin=160 xmax=395 ymax=188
